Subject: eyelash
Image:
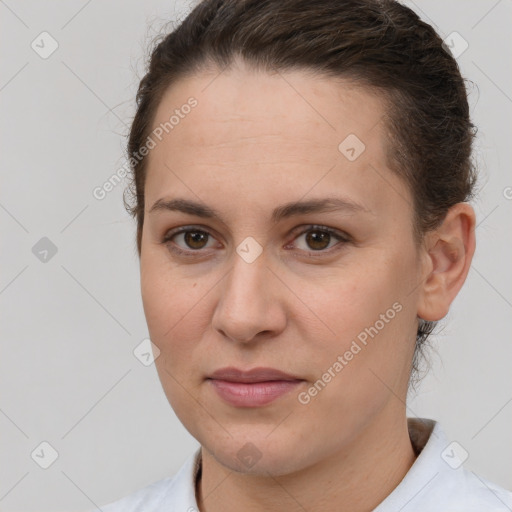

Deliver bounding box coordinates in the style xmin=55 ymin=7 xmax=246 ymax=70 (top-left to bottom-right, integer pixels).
xmin=161 ymin=224 xmax=351 ymax=259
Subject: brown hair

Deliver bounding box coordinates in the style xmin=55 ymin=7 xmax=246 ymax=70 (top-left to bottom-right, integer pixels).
xmin=124 ymin=0 xmax=477 ymax=388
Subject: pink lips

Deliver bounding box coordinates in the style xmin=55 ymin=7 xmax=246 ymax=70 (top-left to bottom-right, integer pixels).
xmin=207 ymin=367 xmax=304 ymax=407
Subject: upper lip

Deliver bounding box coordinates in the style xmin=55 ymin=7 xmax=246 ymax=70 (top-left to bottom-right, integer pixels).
xmin=208 ymin=366 xmax=302 ymax=383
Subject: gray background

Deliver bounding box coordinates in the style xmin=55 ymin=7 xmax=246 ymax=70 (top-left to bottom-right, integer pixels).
xmin=0 ymin=0 xmax=510 ymax=510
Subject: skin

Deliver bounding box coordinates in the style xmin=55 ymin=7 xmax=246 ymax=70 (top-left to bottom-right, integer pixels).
xmin=139 ymin=59 xmax=476 ymax=512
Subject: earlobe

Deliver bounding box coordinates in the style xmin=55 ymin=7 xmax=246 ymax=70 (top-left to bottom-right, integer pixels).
xmin=417 ymin=203 xmax=476 ymax=322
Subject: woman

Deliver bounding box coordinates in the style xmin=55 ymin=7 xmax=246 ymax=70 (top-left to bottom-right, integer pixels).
xmin=97 ymin=0 xmax=512 ymax=510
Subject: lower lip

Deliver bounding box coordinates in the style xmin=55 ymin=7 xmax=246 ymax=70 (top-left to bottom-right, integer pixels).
xmin=208 ymin=379 xmax=303 ymax=407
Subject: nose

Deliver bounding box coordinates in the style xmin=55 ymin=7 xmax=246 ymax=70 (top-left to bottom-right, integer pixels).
xmin=211 ymin=250 xmax=287 ymax=344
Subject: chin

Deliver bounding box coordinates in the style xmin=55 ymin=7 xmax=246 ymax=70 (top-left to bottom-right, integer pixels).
xmin=200 ymin=429 xmax=317 ymax=477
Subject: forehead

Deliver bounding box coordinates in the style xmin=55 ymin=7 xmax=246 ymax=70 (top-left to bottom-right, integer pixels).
xmin=144 ymin=63 xmax=411 ymax=219
xmin=151 ymin=64 xmax=387 ymax=151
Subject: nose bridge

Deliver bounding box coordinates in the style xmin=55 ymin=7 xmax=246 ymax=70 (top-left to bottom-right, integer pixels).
xmin=212 ymin=247 xmax=283 ymax=342
xmin=223 ymin=250 xmax=269 ymax=319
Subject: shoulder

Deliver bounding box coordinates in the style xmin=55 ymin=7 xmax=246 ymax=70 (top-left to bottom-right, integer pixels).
xmin=429 ymin=421 xmax=512 ymax=511
xmin=446 ymin=466 xmax=512 ymax=511
xmin=376 ymin=418 xmax=512 ymax=512
xmin=87 ymin=448 xmax=201 ymax=512
xmin=98 ymin=476 xmax=174 ymax=512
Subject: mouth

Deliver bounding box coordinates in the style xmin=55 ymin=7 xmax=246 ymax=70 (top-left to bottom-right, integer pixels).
xmin=206 ymin=366 xmax=305 ymax=407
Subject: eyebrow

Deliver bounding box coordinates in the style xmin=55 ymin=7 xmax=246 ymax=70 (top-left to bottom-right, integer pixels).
xmin=148 ymin=196 xmax=373 ymax=224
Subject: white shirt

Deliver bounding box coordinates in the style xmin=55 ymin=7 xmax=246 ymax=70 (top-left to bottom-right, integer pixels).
xmin=93 ymin=418 xmax=512 ymax=511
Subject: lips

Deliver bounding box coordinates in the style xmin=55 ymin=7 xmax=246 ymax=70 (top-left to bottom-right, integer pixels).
xmin=208 ymin=366 xmax=302 ymax=383
xmin=207 ymin=367 xmax=304 ymax=407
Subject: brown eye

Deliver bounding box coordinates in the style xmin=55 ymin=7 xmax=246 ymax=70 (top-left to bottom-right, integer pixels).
xmin=305 ymin=230 xmax=332 ymax=250
xmin=162 ymin=227 xmax=216 ymax=256
xmin=292 ymin=226 xmax=349 ymax=253
xmin=183 ymin=230 xmax=209 ymax=250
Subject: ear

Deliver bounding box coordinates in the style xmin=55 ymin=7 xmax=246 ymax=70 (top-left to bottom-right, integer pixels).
xmin=417 ymin=203 xmax=476 ymax=322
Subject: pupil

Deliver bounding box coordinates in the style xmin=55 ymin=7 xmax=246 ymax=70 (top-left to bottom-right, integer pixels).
xmin=185 ymin=231 xmax=207 ymax=249
xmin=306 ymin=231 xmax=330 ymax=250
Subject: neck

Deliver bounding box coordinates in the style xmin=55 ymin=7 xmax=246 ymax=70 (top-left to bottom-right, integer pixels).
xmin=196 ymin=408 xmax=417 ymax=512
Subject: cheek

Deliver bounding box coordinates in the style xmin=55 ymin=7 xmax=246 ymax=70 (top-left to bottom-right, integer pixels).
xmin=312 ymin=261 xmax=409 ymax=337
xmin=142 ymin=282 xmax=203 ymax=347
xmin=141 ymin=247 xmax=196 ymax=335
xmin=140 ymin=254 xmax=214 ymax=371
xmin=295 ymin=272 xmax=416 ymax=433
xmin=141 ymin=260 xmax=213 ymax=417
xmin=304 ymin=249 xmax=418 ymax=381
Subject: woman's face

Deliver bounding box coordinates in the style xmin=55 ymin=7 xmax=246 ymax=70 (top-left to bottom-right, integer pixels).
xmin=140 ymin=62 xmax=426 ymax=476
